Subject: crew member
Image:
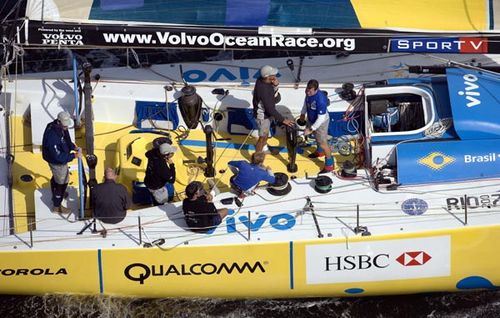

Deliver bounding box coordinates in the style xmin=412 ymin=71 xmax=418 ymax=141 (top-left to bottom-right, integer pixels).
xmin=228 ymin=152 xmax=276 ymax=197
xmin=42 ymin=111 xmax=82 ymax=213
xmin=183 ymin=181 xmax=228 ymax=233
xmin=144 ymin=142 xmax=176 ymax=205
xmin=253 ymin=65 xmax=294 ymax=153
xmin=300 ymin=79 xmax=334 ymax=173
xmin=92 ymin=168 xmax=132 ymax=224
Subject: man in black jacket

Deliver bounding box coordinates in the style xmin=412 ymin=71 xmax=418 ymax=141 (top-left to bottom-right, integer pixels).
xmin=144 ymin=142 xmax=177 ymax=205
xmin=183 ymin=181 xmax=228 ymax=233
xmin=42 ymin=111 xmax=82 ymax=213
xmin=92 ymin=168 xmax=132 ymax=224
xmin=253 ymin=65 xmax=294 ymax=153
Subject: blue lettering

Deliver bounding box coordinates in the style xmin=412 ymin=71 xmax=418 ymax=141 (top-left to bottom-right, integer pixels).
xmin=240 ymin=67 xmax=250 ymax=85
xmin=238 ymin=215 xmax=267 ymax=231
xmin=184 ymin=70 xmax=207 ymax=83
xmin=221 ymin=211 xmax=296 ymax=234
xmin=269 ymin=213 xmax=296 ymax=230
xmin=226 ymin=209 xmax=236 ymax=233
xmin=209 ymin=68 xmax=237 ymax=82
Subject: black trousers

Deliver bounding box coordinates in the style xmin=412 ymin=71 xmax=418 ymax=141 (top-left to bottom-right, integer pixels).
xmin=50 ymin=177 xmax=68 ymax=207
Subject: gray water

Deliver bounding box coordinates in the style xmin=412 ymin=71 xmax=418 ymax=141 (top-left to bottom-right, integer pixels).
xmin=0 ymin=291 xmax=499 ymax=318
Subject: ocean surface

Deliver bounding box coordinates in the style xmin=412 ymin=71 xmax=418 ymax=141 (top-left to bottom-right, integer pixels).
xmin=0 ymin=290 xmax=499 ymax=318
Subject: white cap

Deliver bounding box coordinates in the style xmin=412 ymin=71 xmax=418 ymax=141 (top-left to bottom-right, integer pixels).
xmin=57 ymin=111 xmax=73 ymax=127
xmin=159 ymin=143 xmax=177 ymax=155
xmin=260 ymin=65 xmax=278 ymax=78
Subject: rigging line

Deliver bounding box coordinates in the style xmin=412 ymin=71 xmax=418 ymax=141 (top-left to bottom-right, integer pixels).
xmin=0 ymin=0 xmax=22 ymax=25
xmin=422 ymin=54 xmax=500 ymax=77
xmin=203 ymin=128 xmax=254 ymax=189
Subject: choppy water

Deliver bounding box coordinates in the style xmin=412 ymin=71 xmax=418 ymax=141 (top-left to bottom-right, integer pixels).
xmin=0 ymin=291 xmax=499 ymax=318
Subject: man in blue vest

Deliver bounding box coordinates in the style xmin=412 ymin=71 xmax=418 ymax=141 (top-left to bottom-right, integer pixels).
xmin=228 ymin=152 xmax=276 ymax=197
xmin=300 ymin=79 xmax=334 ymax=173
xmin=42 ymin=111 xmax=82 ymax=213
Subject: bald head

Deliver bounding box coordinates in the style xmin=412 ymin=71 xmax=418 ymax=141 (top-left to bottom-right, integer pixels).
xmin=104 ymin=168 xmax=117 ymax=181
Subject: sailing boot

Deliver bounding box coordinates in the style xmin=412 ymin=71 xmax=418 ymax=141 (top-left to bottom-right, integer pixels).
xmin=52 ymin=205 xmax=71 ymax=214
xmin=263 ymin=145 xmax=280 ymax=155
xmin=308 ymin=151 xmax=325 ymax=159
xmin=319 ymin=157 xmax=335 ymax=174
xmin=308 ymin=145 xmax=325 ymax=158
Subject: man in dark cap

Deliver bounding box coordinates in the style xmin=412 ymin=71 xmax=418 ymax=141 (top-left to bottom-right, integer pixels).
xmin=42 ymin=111 xmax=82 ymax=213
xmin=144 ymin=142 xmax=177 ymax=205
xmin=253 ymin=65 xmax=294 ymax=153
xmin=182 ymin=181 xmax=228 ymax=233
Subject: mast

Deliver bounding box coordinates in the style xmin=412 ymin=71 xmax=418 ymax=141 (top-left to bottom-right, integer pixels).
xmin=82 ymin=63 xmax=96 ymax=184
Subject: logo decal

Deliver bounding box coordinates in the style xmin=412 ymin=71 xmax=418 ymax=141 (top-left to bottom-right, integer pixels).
xmin=124 ymin=261 xmax=266 ymax=284
xmin=401 ymin=198 xmax=428 ymax=215
xmin=396 ymin=251 xmax=432 ymax=266
xmin=418 ymin=152 xmax=455 ymax=170
xmin=305 ymin=236 xmax=450 ymax=284
xmin=458 ymin=74 xmax=481 ymax=107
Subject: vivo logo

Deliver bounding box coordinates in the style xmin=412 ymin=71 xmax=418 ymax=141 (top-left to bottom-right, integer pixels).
xmin=458 ymin=74 xmax=481 ymax=107
xmin=223 ymin=210 xmax=296 ymax=234
xmin=183 ymin=67 xmax=263 ymax=83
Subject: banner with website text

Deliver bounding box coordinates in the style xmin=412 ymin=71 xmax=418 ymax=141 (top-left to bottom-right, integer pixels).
xmin=21 ymin=21 xmax=500 ymax=53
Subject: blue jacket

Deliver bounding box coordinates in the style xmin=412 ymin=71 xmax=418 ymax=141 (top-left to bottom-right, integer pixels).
xmin=42 ymin=120 xmax=76 ymax=164
xmin=228 ymin=160 xmax=275 ymax=191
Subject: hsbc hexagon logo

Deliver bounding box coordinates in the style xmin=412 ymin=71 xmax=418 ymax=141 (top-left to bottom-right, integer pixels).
xmin=396 ymin=251 xmax=432 ymax=266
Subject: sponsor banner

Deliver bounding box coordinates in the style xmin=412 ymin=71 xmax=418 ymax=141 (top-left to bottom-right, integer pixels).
xmin=0 ymin=250 xmax=99 ymax=294
xmin=397 ymin=139 xmax=500 ymax=185
xmin=20 ymin=21 xmax=500 ymax=53
xmin=305 ymin=236 xmax=450 ymax=284
xmin=390 ymin=37 xmax=489 ymax=53
xmin=25 ymin=21 xmax=388 ymax=52
xmin=102 ymin=242 xmax=291 ymax=297
xmin=446 ymin=193 xmax=500 ymax=211
xmin=446 ymin=68 xmax=500 ymax=139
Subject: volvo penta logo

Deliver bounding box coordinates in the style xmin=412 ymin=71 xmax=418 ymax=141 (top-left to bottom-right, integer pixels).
xmin=396 ymin=251 xmax=432 ymax=266
xmin=458 ymin=74 xmax=481 ymax=107
xmin=418 ymin=152 xmax=455 ymax=170
xmin=124 ymin=261 xmax=266 ymax=284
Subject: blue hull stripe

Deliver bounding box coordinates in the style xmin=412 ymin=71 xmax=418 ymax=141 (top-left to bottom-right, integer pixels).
xmin=289 ymin=241 xmax=294 ymax=290
xmin=97 ymin=249 xmax=104 ymax=294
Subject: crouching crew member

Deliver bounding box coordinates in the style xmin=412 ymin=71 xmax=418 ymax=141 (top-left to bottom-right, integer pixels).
xmin=300 ymin=79 xmax=334 ymax=173
xmin=183 ymin=181 xmax=228 ymax=233
xmin=92 ymin=168 xmax=132 ymax=224
xmin=228 ymin=151 xmax=275 ymax=197
xmin=144 ymin=143 xmax=177 ymax=205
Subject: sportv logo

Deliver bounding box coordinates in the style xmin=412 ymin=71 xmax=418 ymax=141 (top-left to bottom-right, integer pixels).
xmin=391 ymin=37 xmax=487 ymax=53
xmin=124 ymin=261 xmax=266 ymax=284
xmin=458 ymin=74 xmax=481 ymax=107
